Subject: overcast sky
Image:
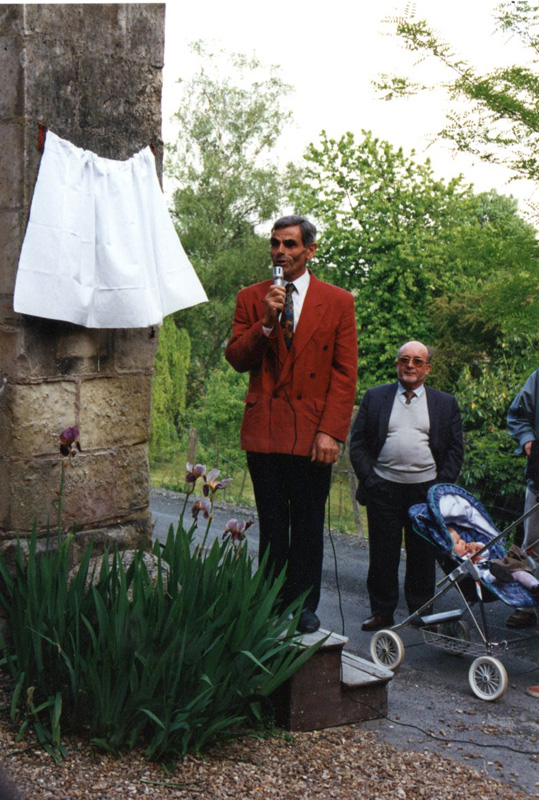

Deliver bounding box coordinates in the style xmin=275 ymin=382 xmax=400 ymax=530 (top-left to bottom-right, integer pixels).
xmin=162 ymin=0 xmax=536 ymax=211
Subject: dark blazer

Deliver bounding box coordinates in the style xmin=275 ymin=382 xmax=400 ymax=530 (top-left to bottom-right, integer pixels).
xmin=349 ymin=382 xmax=464 ymax=504
xmin=225 ymin=272 xmax=358 ymax=457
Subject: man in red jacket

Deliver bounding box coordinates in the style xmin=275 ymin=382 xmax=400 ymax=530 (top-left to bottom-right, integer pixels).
xmin=225 ymin=216 xmax=358 ymax=632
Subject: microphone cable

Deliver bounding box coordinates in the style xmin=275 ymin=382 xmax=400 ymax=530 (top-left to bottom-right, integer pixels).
xmin=326 ymin=464 xmax=346 ymax=637
xmin=345 ymin=695 xmax=539 ymax=756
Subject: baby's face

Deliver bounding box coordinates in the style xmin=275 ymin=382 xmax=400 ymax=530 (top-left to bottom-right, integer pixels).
xmin=453 ymin=539 xmax=468 ymax=556
xmin=448 ymin=528 xmax=467 ymax=555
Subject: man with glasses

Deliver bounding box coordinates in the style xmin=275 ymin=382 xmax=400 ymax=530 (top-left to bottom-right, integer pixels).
xmin=350 ymin=341 xmax=464 ymax=631
xmin=226 ymin=216 xmax=358 ymax=634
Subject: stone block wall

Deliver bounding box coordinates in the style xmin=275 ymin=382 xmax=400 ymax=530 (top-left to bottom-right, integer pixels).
xmin=0 ymin=4 xmax=165 ymax=550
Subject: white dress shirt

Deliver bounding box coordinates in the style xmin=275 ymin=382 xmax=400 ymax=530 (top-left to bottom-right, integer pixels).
xmin=263 ymin=269 xmax=311 ymax=336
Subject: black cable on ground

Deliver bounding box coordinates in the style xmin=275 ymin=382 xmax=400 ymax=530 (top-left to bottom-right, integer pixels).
xmin=347 ymin=696 xmax=539 ymax=756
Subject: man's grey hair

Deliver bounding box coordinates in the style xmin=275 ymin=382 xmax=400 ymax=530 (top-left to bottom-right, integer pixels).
xmin=272 ymin=215 xmax=317 ymax=246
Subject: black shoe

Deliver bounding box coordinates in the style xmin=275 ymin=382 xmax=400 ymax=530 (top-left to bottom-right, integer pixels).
xmin=489 ymin=562 xmax=513 ymax=583
xmin=297 ymin=608 xmax=320 ymax=633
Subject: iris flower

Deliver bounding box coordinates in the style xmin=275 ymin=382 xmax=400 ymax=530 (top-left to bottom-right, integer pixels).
xmin=222 ymin=517 xmax=254 ymax=544
xmin=186 ymin=463 xmax=206 ymax=484
xmin=191 ymin=497 xmax=212 ymax=520
xmin=203 ymin=468 xmax=233 ymax=497
xmin=60 ymin=426 xmax=81 ymax=457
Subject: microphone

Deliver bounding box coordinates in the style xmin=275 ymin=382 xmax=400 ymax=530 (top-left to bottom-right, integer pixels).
xmin=273 ymin=265 xmax=285 ymax=287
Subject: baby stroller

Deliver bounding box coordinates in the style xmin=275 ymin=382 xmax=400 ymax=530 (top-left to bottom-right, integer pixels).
xmin=369 ymin=483 xmax=539 ymax=701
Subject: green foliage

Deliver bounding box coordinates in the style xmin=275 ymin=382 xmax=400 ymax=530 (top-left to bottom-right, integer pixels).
xmin=424 ymin=191 xmax=539 ymax=387
xmin=453 ymin=341 xmax=538 ymax=526
xmin=375 ymin=2 xmax=539 ymax=187
xmin=168 ymin=42 xmax=292 ymax=249
xmin=150 ymin=317 xmax=191 ymax=460
xmin=178 ymin=237 xmax=270 ymax=409
xmin=189 ymin=362 xmax=248 ymax=464
xmin=167 ymin=42 xmax=293 ymax=381
xmin=291 ymin=131 xmax=446 ymax=384
xmin=290 ymin=130 xmax=539 ymax=389
xmin=0 ymin=520 xmax=319 ymax=763
xmin=288 ymin=127 xmax=539 ymax=520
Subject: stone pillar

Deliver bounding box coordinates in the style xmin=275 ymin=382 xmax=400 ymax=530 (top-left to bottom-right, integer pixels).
xmin=0 ymin=4 xmax=165 ymax=554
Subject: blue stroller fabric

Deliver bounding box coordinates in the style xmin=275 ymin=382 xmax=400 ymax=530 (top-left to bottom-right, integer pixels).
xmin=409 ymin=484 xmax=536 ymax=609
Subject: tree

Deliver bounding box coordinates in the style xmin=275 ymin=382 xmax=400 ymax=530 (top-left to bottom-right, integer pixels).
xmin=167 ymin=43 xmax=293 ymax=388
xmin=290 ymin=130 xmax=539 ymax=388
xmin=454 ymin=337 xmax=538 ymax=527
xmin=375 ymin=2 xmax=539 ymax=187
xmin=290 ymin=128 xmax=539 ymax=518
xmin=189 ymin=361 xmax=248 ymax=466
xmin=150 ymin=317 xmax=191 ymax=461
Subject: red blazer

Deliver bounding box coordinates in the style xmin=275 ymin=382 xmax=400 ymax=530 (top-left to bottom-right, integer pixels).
xmin=225 ymin=272 xmax=358 ymax=457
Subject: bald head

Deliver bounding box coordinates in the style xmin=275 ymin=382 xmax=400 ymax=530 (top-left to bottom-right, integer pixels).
xmin=397 ymin=341 xmax=430 ymax=362
xmin=395 ymin=341 xmax=432 ymax=390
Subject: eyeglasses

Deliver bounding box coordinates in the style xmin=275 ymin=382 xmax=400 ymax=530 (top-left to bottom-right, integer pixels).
xmin=397 ymin=356 xmax=427 ymax=367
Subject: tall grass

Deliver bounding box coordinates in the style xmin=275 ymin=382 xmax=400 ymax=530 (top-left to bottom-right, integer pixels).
xmin=0 ymin=519 xmax=321 ymax=763
xmin=151 ymin=436 xmax=366 ymax=535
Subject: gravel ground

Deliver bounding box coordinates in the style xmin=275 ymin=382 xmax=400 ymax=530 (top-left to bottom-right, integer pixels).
xmin=1 ymin=492 xmax=535 ymax=799
xmin=0 ymin=714 xmax=533 ymax=799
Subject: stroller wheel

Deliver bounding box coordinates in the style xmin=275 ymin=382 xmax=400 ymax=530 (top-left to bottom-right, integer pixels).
xmin=468 ymin=656 xmax=508 ymax=701
xmin=370 ymin=630 xmax=405 ymax=670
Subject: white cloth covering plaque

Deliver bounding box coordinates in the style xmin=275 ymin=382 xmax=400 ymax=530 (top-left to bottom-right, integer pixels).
xmin=14 ymin=131 xmax=208 ymax=328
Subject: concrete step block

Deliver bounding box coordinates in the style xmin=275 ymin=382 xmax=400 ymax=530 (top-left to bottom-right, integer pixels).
xmin=272 ymin=630 xmax=394 ymax=732
xmin=341 ymin=650 xmax=393 ymax=687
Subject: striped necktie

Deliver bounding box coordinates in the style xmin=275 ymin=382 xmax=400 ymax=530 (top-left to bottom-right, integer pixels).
xmin=404 ymin=390 xmax=416 ymax=404
xmin=281 ymin=282 xmax=295 ymax=349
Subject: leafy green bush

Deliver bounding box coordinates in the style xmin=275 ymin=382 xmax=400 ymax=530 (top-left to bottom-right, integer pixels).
xmin=188 ymin=362 xmax=249 ymax=465
xmin=454 ymin=355 xmax=531 ymax=531
xmin=0 ymin=520 xmax=319 ymax=764
xmin=150 ymin=316 xmax=191 ymax=461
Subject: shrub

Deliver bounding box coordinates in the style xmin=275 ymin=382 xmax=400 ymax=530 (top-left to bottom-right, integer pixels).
xmin=0 ymin=519 xmax=320 ymax=763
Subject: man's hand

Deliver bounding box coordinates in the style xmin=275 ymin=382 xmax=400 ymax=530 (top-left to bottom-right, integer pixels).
xmin=311 ymin=432 xmax=340 ymax=465
xmin=525 ymin=441 xmax=533 ymax=457
xmin=262 ymin=285 xmax=286 ymax=328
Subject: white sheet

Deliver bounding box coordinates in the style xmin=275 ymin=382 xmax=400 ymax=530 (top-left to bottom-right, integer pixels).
xmin=14 ymin=131 xmax=208 ymax=328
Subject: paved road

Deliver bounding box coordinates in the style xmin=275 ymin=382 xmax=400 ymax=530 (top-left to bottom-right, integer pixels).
xmin=151 ymin=489 xmax=539 ymax=797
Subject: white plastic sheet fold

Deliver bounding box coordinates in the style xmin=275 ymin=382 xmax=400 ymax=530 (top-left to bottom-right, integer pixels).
xmin=14 ymin=131 xmax=208 ymax=328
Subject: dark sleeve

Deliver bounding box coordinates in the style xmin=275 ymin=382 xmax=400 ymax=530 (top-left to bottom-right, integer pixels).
xmin=506 ymin=371 xmax=538 ymax=454
xmin=436 ymin=396 xmax=464 ymax=484
xmin=349 ymin=391 xmax=376 ymax=485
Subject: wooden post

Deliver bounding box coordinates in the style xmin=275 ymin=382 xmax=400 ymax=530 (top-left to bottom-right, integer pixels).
xmin=187 ymin=428 xmax=198 ymax=466
xmin=238 ymin=469 xmax=247 ymax=502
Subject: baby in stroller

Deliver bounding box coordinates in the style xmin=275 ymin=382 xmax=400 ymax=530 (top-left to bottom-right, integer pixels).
xmin=448 ymin=527 xmax=539 ymax=600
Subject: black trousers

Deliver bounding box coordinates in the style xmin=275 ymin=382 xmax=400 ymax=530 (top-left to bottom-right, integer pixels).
xmin=365 ymin=476 xmax=436 ymax=617
xmin=246 ymin=452 xmax=332 ymax=612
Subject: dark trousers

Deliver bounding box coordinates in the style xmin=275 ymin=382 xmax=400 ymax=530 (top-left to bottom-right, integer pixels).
xmin=365 ymin=476 xmax=436 ymax=616
xmin=246 ymin=452 xmax=332 ymax=612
